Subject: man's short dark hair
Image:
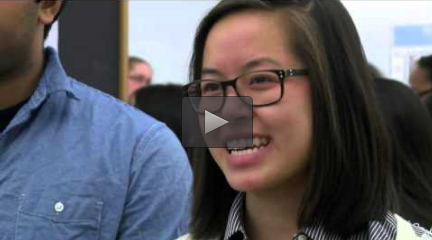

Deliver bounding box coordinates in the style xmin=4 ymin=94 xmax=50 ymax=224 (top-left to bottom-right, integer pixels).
xmin=36 ymin=0 xmax=67 ymax=40
xmin=418 ymin=55 xmax=432 ymax=83
xmin=133 ymin=84 xmax=182 ymax=142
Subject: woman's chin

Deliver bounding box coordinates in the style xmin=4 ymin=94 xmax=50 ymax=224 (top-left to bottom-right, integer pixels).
xmin=226 ymin=173 xmax=266 ymax=192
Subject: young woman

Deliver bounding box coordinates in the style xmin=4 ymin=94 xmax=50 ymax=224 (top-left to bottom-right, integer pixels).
xmin=181 ymin=0 xmax=432 ymax=239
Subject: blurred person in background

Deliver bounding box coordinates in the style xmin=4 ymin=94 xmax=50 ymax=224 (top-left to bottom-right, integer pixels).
xmin=410 ymin=55 xmax=432 ymax=116
xmin=375 ymin=78 xmax=432 ymax=231
xmin=368 ymin=62 xmax=384 ymax=79
xmin=410 ymin=55 xmax=432 ymax=99
xmin=133 ymin=84 xmax=183 ymax=142
xmin=132 ymin=84 xmax=199 ymax=166
xmin=128 ymin=56 xmax=153 ymax=97
xmin=0 ymin=1 xmax=191 ymax=239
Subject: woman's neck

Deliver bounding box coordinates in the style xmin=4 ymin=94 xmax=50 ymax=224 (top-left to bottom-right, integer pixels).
xmin=244 ymin=178 xmax=307 ymax=240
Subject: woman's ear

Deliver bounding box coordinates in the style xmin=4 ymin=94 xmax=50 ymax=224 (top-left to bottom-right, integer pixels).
xmin=37 ymin=1 xmax=62 ymax=25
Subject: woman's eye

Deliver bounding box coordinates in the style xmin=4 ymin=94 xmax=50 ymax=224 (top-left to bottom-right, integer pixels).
xmin=251 ymin=77 xmax=270 ymax=84
xmin=249 ymin=75 xmax=277 ymax=85
xmin=202 ymin=83 xmax=222 ymax=93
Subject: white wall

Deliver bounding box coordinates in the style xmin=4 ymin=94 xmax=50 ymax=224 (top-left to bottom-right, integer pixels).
xmin=343 ymin=1 xmax=432 ymax=84
xmin=129 ymin=0 xmax=218 ymax=85
xmin=45 ymin=22 xmax=59 ymax=50
xmin=129 ymin=1 xmax=432 ymax=85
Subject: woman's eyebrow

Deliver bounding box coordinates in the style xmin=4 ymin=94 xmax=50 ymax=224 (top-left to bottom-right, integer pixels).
xmin=242 ymin=57 xmax=282 ymax=72
xmin=201 ymin=68 xmax=223 ymax=77
xmin=201 ymin=57 xmax=282 ymax=77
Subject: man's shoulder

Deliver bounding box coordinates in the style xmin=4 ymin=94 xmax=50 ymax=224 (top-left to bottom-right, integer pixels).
xmin=65 ymin=77 xmax=165 ymax=137
xmin=70 ymin=78 xmax=153 ymax=119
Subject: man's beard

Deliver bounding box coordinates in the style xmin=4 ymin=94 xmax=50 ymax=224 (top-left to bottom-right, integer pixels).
xmin=0 ymin=40 xmax=33 ymax=84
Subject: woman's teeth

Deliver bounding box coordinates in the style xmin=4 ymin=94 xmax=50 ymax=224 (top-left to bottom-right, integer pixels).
xmin=231 ymin=147 xmax=260 ymax=156
xmin=227 ymin=137 xmax=270 ymax=155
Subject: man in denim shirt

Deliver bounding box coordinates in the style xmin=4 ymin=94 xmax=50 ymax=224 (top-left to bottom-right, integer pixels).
xmin=0 ymin=1 xmax=192 ymax=240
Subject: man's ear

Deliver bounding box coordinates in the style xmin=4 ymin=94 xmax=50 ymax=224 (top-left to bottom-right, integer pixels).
xmin=37 ymin=1 xmax=63 ymax=25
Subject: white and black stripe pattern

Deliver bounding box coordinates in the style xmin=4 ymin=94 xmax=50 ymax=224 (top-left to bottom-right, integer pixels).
xmin=301 ymin=212 xmax=397 ymax=240
xmin=222 ymin=193 xmax=421 ymax=240
xmin=224 ymin=192 xmax=248 ymax=240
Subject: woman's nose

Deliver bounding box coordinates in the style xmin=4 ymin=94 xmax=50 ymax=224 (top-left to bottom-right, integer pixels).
xmin=225 ymin=86 xmax=239 ymax=97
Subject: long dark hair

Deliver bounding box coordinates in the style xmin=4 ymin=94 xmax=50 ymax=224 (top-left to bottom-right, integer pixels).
xmin=376 ymin=78 xmax=432 ymax=229
xmin=188 ymin=0 xmax=395 ymax=238
xmin=425 ymin=95 xmax=432 ymax=117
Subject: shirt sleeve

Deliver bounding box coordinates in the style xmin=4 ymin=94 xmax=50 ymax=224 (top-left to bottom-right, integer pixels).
xmin=116 ymin=123 xmax=192 ymax=240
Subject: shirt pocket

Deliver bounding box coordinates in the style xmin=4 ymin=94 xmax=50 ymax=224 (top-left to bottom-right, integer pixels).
xmin=16 ymin=193 xmax=103 ymax=240
xmin=0 ymin=192 xmax=19 ymax=240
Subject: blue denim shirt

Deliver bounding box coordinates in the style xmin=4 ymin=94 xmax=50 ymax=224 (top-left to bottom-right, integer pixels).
xmin=0 ymin=48 xmax=192 ymax=240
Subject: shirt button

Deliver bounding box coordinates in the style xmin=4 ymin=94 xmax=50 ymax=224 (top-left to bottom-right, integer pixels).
xmin=293 ymin=233 xmax=309 ymax=240
xmin=54 ymin=202 xmax=64 ymax=213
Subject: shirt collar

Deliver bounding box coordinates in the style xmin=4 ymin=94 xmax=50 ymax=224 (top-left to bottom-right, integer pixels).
xmin=224 ymin=192 xmax=248 ymax=240
xmin=301 ymin=212 xmax=397 ymax=240
xmin=27 ymin=47 xmax=79 ymax=111
xmin=223 ymin=193 xmax=397 ymax=240
xmin=5 ymin=47 xmax=79 ymax=132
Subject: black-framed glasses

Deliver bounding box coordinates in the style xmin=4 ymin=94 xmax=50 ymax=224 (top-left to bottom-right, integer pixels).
xmin=129 ymin=75 xmax=151 ymax=83
xmin=183 ymin=69 xmax=308 ymax=112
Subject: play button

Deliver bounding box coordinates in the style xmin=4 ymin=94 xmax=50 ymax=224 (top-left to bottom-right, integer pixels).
xmin=182 ymin=96 xmax=252 ymax=148
xmin=205 ymin=110 xmax=228 ymax=134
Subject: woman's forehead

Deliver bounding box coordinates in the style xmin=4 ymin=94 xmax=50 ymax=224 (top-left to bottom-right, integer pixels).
xmin=202 ymin=10 xmax=297 ymax=73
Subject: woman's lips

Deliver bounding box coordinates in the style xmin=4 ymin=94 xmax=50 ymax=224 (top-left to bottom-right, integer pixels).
xmin=224 ymin=141 xmax=272 ymax=169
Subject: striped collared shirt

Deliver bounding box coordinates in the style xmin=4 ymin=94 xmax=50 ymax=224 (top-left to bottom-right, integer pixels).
xmin=223 ymin=193 xmax=430 ymax=240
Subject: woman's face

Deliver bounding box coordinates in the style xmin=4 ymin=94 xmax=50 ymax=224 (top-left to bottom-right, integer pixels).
xmin=202 ymin=10 xmax=313 ymax=192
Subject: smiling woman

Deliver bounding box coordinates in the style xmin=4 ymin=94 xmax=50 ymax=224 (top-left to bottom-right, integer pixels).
xmin=182 ymin=1 xmax=432 ymax=240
